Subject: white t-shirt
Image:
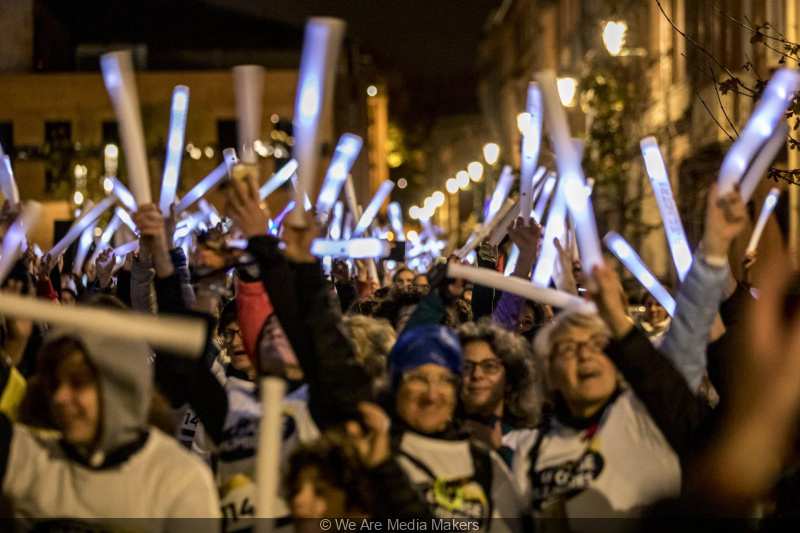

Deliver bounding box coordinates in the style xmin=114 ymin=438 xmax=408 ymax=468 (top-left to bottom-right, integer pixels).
xmin=3 ymin=424 xmax=219 ymax=532
xmin=505 ymin=390 xmax=680 ymax=528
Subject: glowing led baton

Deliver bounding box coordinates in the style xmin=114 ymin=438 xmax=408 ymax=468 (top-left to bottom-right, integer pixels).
xmin=233 ymin=65 xmax=265 ymax=165
xmin=113 ymin=239 xmax=139 ymax=257
xmin=159 ymin=86 xmax=189 ymax=214
xmin=329 ymin=201 xmax=344 ymax=240
xmin=115 ymin=207 xmax=137 ymax=233
xmin=504 ymin=245 xmax=521 ymax=276
xmin=273 ymin=201 xmax=296 ymax=229
xmin=291 ymin=17 xmax=347 ymax=227
xmin=746 ymin=188 xmax=780 ymax=254
xmin=50 ymin=194 xmax=118 ymax=258
xmin=519 ymin=83 xmax=543 ymax=222
xmin=603 ymin=231 xmax=676 ymax=316
xmin=448 ymin=263 xmax=594 ymax=311
xmin=486 ymin=165 xmax=514 ymax=221
xmin=73 ymin=219 xmax=100 ymax=275
xmin=456 ymin=198 xmax=515 ymax=259
xmin=388 ymin=202 xmax=406 ymax=242
xmin=532 ymin=172 xmax=557 ymax=222
xmin=640 ymin=137 xmax=692 ymax=281
xmin=100 ymin=51 xmax=152 ymax=205
xmin=0 ymin=201 xmax=42 ymax=283
xmin=198 ymin=199 xmax=222 ymax=226
xmin=535 ymin=70 xmax=603 ymax=280
xmin=352 ymin=181 xmax=395 ymax=238
xmin=310 ymin=238 xmax=391 ymax=259
xmin=109 ymin=176 xmax=137 ymax=212
xmin=488 ymin=201 xmax=522 ymax=247
xmin=90 ymin=213 xmax=124 ymax=263
xmin=738 ymin=123 xmax=789 ymax=203
xmin=0 ymin=155 xmax=20 ymax=205
xmin=342 ymin=212 xmax=354 ymax=240
xmin=0 ymin=292 xmax=207 ymax=357
xmin=316 ymin=134 xmax=363 ymax=224
xmin=718 ymin=68 xmax=800 ymax=199
xmin=223 ymin=148 xmax=239 ymax=176
xmin=175 ymin=163 xmax=227 ymax=213
xmin=259 ymin=159 xmax=298 ymax=200
xmin=532 ymin=186 xmax=568 ymax=287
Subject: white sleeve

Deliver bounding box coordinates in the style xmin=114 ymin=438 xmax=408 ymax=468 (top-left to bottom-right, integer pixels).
xmin=2 ymin=423 xmax=51 ymax=503
xmin=489 ymin=450 xmax=526 ymax=530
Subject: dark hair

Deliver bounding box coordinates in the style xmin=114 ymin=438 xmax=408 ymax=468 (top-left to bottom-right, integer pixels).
xmin=442 ymin=298 xmax=473 ymax=328
xmin=391 ymin=264 xmax=412 ymax=283
xmin=87 ymin=294 xmax=127 ymax=310
xmin=285 ymin=430 xmax=376 ymax=516
xmin=523 ymin=300 xmax=548 ymax=325
xmin=218 ymin=299 xmax=238 ymax=334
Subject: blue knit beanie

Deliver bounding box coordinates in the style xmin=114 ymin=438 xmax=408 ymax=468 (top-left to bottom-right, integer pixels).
xmin=388 ymin=325 xmax=463 ymax=391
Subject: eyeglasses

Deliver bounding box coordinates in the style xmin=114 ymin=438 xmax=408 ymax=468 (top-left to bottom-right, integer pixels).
xmin=464 ymin=358 xmax=504 ymax=376
xmin=553 ymin=334 xmax=609 ymax=360
xmin=222 ymin=328 xmax=241 ymax=343
xmin=402 ymin=371 xmax=459 ymax=390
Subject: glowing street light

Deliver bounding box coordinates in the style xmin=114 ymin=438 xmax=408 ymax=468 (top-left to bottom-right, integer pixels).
xmin=483 ymin=143 xmax=500 ymax=165
xmin=446 ymin=178 xmax=459 ymax=194
xmin=516 ymin=112 xmax=530 ymax=135
xmin=467 ymin=161 xmax=484 ymax=182
xmin=603 ymin=21 xmax=627 ymax=56
xmin=557 ymin=77 xmax=578 ymax=107
xmin=409 ymin=205 xmax=421 ymax=219
xmin=456 ymin=170 xmax=470 ymax=189
xmin=432 ymin=191 xmax=445 ymax=207
xmin=367 ymin=85 xmax=378 ymax=97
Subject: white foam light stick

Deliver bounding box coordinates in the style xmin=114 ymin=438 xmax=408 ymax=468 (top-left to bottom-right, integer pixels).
xmin=259 ymin=159 xmax=298 ymax=200
xmin=535 ymin=70 xmax=603 ymax=280
xmin=113 ymin=239 xmax=139 ymax=257
xmin=532 ymin=172 xmax=557 ymax=222
xmin=174 ymin=211 xmax=204 ymax=240
xmin=175 ymin=163 xmax=227 ymax=213
xmin=232 ymin=65 xmax=265 ymax=165
xmin=532 ymin=186 xmax=568 ymax=287
xmin=0 ymin=155 xmax=20 ymax=205
xmin=504 ymin=246 xmax=521 ymax=276
xmin=328 ymin=201 xmax=344 ymax=240
xmin=273 ymin=200 xmax=296 ymax=229
xmin=73 ymin=219 xmax=100 ymax=275
xmin=717 ymin=68 xmax=800 ymax=199
xmin=316 ymin=134 xmax=363 ymax=223
xmin=448 ymin=263 xmax=593 ymax=311
xmin=738 ymin=124 xmax=789 ymax=203
xmin=0 ymin=201 xmax=42 ymax=283
xmin=342 ymin=212 xmax=353 ymax=240
xmin=640 ymin=137 xmax=693 ymax=281
xmin=100 ymin=51 xmax=152 ymax=205
xmin=310 ymin=238 xmax=391 ymax=259
xmin=488 ymin=201 xmax=522 ymax=247
xmin=109 ymin=176 xmax=137 ymax=212
xmin=746 ymin=188 xmax=780 ymax=253
xmin=0 ymin=292 xmax=206 ymax=357
xmin=352 ymin=181 xmax=395 ymax=238
xmin=159 ymin=86 xmax=190 ymax=214
xmin=198 ymin=199 xmax=222 ymax=226
xmin=115 ymin=207 xmax=137 ymax=233
xmin=223 ymin=148 xmax=239 ymax=175
xmin=388 ymin=202 xmax=406 ymax=242
xmin=520 ymin=166 xmax=547 ymax=221
xmin=50 ymin=195 xmax=118 ymax=258
xmin=519 ymin=83 xmax=543 ymax=222
xmin=603 ymin=231 xmax=676 ymax=316
xmin=456 ymin=198 xmax=516 ymax=259
xmin=291 ymin=17 xmax=347 ymax=227
xmin=486 ymin=165 xmax=514 ymax=221
xmin=90 ymin=213 xmax=124 ymax=262
xmin=255 ymin=377 xmax=286 ymax=525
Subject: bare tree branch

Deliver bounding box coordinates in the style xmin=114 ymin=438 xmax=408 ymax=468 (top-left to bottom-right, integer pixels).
xmin=696 ymin=92 xmax=736 ymax=142
xmin=710 ymin=67 xmax=740 ymax=137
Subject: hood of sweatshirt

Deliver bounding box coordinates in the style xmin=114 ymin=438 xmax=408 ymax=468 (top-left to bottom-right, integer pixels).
xmin=46 ymin=329 xmax=152 ymax=464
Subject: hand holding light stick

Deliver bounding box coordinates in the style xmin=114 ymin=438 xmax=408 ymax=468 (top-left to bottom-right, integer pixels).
xmin=738 ymin=124 xmax=789 ymax=203
xmin=448 ymin=263 xmax=594 ymax=312
xmin=159 ymin=86 xmax=189 ymax=214
xmin=0 ymin=292 xmax=207 ymax=356
xmin=175 ymin=163 xmax=228 ymax=213
xmin=232 ymin=65 xmax=265 ymax=165
xmin=519 ymin=83 xmax=543 ymax=222
xmin=640 ymin=137 xmax=693 ymax=281
xmin=100 ymin=51 xmax=152 ymax=205
xmin=532 ymin=172 xmax=557 ymax=222
xmin=198 ymin=199 xmax=222 ymax=226
xmin=746 ymin=188 xmax=780 ymax=254
xmin=90 ymin=213 xmax=124 ymax=263
xmin=603 ymin=231 xmax=676 ymax=316
xmin=717 ymin=68 xmax=800 ymax=200
xmin=291 ymin=17 xmax=347 ymax=228
xmin=456 ymin=198 xmax=516 ymax=259
xmin=388 ymin=202 xmax=405 ymax=242
xmin=0 ymin=155 xmax=20 ymax=206
xmin=352 ymin=181 xmax=395 ymax=238
xmin=50 ymin=194 xmax=118 ymax=258
xmin=535 ymin=70 xmax=603 ymax=283
xmin=72 ymin=219 xmax=100 ymax=276
xmin=259 ymin=159 xmax=298 ymax=200
xmin=488 ymin=201 xmax=522 ymax=247
xmin=255 ymin=377 xmax=287 ymax=527
xmin=486 ymin=165 xmax=514 ymax=221
xmin=113 ymin=239 xmax=140 ymax=257
xmin=0 ymin=201 xmax=43 ymax=283
xmin=109 ymin=176 xmax=138 ymax=212
xmin=316 ymin=134 xmax=363 ymax=224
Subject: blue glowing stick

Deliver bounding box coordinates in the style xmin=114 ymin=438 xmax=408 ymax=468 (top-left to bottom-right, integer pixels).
xmin=159 ymin=86 xmax=189 ymax=214
xmin=260 ymin=159 xmax=299 ymax=200
xmin=388 ymin=202 xmax=406 ymax=242
xmin=532 ymin=172 xmax=557 ymax=222
xmin=316 ymin=134 xmax=363 ymax=223
xmin=175 ymin=163 xmax=227 ymax=213
xmin=486 ymin=165 xmax=514 ymax=221
xmin=519 ymin=83 xmax=543 ymax=222
xmin=0 ymin=155 xmax=19 ymax=205
xmin=310 ymin=238 xmax=391 ymax=259
xmin=603 ymin=231 xmax=675 ymax=316
xmin=329 ymin=201 xmax=344 ymax=240
xmin=532 ymin=185 xmax=567 ymax=287
xmin=352 ymin=181 xmax=395 ymax=238
xmin=110 ymin=176 xmax=137 ymax=212
xmin=115 ymin=207 xmax=137 ymax=233
xmin=233 ymin=65 xmax=265 ymax=164
xmin=746 ymin=188 xmax=780 ymax=253
xmin=73 ymin=219 xmax=100 ymax=275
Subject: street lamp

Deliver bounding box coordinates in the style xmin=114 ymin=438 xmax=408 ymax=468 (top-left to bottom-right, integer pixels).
xmin=468 ymin=161 xmax=484 ymax=182
xmin=603 ymin=21 xmax=627 ymax=56
xmin=483 ymin=143 xmax=500 ymax=165
xmin=556 ymin=77 xmax=578 ymax=107
xmin=446 ymin=178 xmax=459 ymax=194
xmin=456 ymin=170 xmax=470 ymax=189
xmin=516 ymin=113 xmax=530 ymax=134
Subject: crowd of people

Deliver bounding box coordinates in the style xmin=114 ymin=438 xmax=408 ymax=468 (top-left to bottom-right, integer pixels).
xmin=1 ymin=165 xmax=800 ymax=533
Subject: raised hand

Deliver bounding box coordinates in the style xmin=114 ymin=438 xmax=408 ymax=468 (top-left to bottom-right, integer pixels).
xmin=553 ymin=237 xmax=578 ymax=295
xmin=95 ymin=248 xmax=116 ymax=289
xmin=224 ymin=171 xmax=269 ymax=238
xmin=132 ymin=204 xmax=173 ymax=278
xmin=703 ymin=183 xmax=747 ymax=259
xmin=345 ymin=402 xmax=392 ymax=469
xmin=331 ymin=259 xmax=351 ymax=284
xmin=281 ymin=209 xmax=321 ymax=264
xmin=37 ymin=252 xmax=61 ymax=281
xmin=589 ymin=262 xmax=633 ymax=339
xmin=478 ymin=239 xmax=498 ymax=263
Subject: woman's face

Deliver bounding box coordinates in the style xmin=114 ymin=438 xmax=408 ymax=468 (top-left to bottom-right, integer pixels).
xmin=642 ymin=295 xmax=667 ymax=325
xmin=396 ymin=364 xmax=457 ymax=434
xmin=549 ymin=325 xmax=616 ymax=418
xmin=461 ymin=341 xmax=506 ymax=418
xmin=291 ymin=466 xmax=350 ymax=520
xmin=51 ymin=351 xmax=100 ymax=448
xmin=515 ymin=304 xmax=536 ymax=334
xmin=61 ymin=290 xmax=76 ymax=306
xmin=259 ymin=316 xmax=303 ymax=380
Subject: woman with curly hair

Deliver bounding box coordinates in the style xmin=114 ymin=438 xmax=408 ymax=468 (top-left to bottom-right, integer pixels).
xmin=458 ymin=320 xmax=545 ymax=465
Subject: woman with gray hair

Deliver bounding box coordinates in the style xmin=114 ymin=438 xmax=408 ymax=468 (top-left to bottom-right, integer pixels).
xmin=458 ymin=320 xmax=544 ymax=464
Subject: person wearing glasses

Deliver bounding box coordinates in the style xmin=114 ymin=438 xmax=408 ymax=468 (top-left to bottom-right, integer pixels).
xmin=458 ymin=321 xmax=544 ymax=465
